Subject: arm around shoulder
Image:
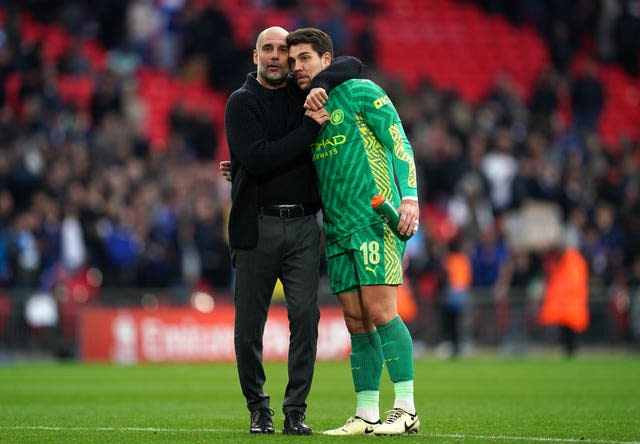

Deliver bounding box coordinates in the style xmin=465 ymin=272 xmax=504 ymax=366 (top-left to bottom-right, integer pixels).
xmin=225 ymin=91 xmax=321 ymax=176
xmin=311 ymin=56 xmax=364 ymax=92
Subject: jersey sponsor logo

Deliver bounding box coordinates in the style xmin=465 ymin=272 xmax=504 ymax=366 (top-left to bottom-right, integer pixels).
xmin=312 ymin=134 xmax=346 ymax=150
xmin=365 ymin=265 xmax=379 ymax=275
xmin=330 ymin=108 xmax=345 ymax=125
xmin=311 ymin=134 xmax=346 ymax=161
xmin=373 ymin=95 xmax=391 ymax=109
xmin=312 ymin=148 xmax=337 ymax=161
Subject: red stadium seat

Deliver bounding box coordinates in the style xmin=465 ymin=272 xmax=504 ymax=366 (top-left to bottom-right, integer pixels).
xmin=56 ymin=75 xmax=94 ymax=111
xmin=41 ymin=25 xmax=70 ymax=63
xmin=81 ymin=39 xmax=107 ymax=72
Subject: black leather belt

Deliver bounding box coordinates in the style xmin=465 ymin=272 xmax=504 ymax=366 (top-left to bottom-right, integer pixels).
xmin=260 ymin=204 xmax=313 ymax=219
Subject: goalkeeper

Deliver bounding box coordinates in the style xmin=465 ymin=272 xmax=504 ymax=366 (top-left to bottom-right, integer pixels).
xmin=287 ymin=28 xmax=421 ymax=436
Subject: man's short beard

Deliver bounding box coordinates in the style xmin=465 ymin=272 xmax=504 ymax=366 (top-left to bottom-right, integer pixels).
xmin=259 ymin=70 xmax=287 ymax=87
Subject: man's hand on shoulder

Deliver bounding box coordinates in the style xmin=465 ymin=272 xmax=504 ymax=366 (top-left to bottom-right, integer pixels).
xmin=305 ymin=107 xmax=330 ymax=125
xmin=304 ymin=88 xmax=328 ymax=111
xmin=219 ymin=160 xmax=232 ymax=182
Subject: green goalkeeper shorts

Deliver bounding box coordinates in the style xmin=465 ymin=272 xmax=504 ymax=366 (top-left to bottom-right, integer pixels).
xmin=325 ymin=222 xmax=405 ymax=295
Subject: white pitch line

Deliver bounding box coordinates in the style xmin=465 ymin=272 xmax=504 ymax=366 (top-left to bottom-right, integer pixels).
xmin=427 ymin=432 xmax=640 ymax=444
xmin=4 ymin=425 xmax=234 ymax=433
xmin=3 ymin=426 xmax=639 ymax=443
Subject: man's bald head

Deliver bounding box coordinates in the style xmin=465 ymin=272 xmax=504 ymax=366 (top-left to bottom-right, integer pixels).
xmin=256 ymin=26 xmax=289 ymax=50
xmin=253 ymin=26 xmax=290 ymax=89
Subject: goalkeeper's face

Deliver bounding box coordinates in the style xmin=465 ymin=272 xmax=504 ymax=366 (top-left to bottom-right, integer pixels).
xmin=288 ymin=43 xmax=332 ymax=91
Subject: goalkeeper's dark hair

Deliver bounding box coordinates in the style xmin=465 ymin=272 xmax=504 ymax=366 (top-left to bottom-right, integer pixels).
xmin=286 ymin=28 xmax=334 ymax=58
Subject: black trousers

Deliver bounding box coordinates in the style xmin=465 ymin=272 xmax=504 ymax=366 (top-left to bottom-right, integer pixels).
xmin=232 ymin=214 xmax=320 ymax=414
xmin=442 ymin=308 xmax=461 ymax=356
xmin=560 ymin=326 xmax=577 ymax=357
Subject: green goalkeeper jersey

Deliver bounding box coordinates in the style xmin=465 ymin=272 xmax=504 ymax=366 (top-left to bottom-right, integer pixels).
xmin=311 ymin=78 xmax=418 ymax=244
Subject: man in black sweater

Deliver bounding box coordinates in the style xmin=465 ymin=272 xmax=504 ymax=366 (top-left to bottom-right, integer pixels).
xmin=224 ymin=26 xmax=362 ymax=435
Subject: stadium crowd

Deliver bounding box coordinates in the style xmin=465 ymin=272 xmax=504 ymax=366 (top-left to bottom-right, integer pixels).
xmin=0 ymin=0 xmax=639 ymax=347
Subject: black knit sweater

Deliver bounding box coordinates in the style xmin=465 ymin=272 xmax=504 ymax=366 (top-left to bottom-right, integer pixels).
xmin=225 ymin=56 xmax=363 ymax=249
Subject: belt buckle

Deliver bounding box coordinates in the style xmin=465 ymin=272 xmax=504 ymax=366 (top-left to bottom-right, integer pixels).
xmin=279 ymin=208 xmax=289 ymax=218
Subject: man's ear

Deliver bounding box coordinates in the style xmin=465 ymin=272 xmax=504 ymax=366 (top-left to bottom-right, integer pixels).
xmin=322 ymin=52 xmax=333 ymax=67
xmin=252 ymin=49 xmax=258 ymax=66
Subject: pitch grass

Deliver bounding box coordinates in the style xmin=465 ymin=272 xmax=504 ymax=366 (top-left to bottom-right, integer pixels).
xmin=0 ymin=355 xmax=639 ymax=443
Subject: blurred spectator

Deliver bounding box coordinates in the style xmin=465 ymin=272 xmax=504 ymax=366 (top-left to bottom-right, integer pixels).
xmin=154 ymin=0 xmax=186 ymax=73
xmin=471 ymin=224 xmax=508 ymax=288
xmin=590 ymin=202 xmax=626 ymax=283
xmin=447 ymin=170 xmax=494 ymax=241
xmin=12 ymin=209 xmax=41 ymax=288
xmin=629 ymin=256 xmax=640 ymax=348
xmin=529 ymin=68 xmax=559 ymax=136
xmin=562 ymin=206 xmax=588 ymax=252
xmin=95 ymin=0 xmax=128 ymax=50
xmin=169 ymin=103 xmax=219 ymax=161
xmin=0 ymin=190 xmax=14 ymax=285
xmin=58 ymin=34 xmax=92 ymax=76
xmin=596 ymin=0 xmax=622 ymax=63
xmin=0 ymin=27 xmax=14 ymax=107
xmin=613 ymin=0 xmax=640 ymax=76
xmin=538 ymin=244 xmax=589 ymax=357
xmin=548 ymin=20 xmax=573 ymax=74
xmin=440 ymin=238 xmax=472 ymax=357
xmin=354 ymin=14 xmax=376 ymax=67
xmin=485 ymin=73 xmax=526 ymax=127
xmin=192 ymin=193 xmax=231 ymax=291
xmin=558 ymin=151 xmax=591 ymax=214
xmin=292 ymin=0 xmax=350 ymax=55
xmin=90 ymin=70 xmax=123 ymax=126
xmin=98 ymin=204 xmax=141 ymax=287
xmin=522 ymin=130 xmax=561 ymax=203
xmin=494 ymin=249 xmax=542 ymax=355
xmin=126 ymin=0 xmax=160 ymax=65
xmin=481 ymin=127 xmax=518 ymax=212
xmin=320 ymin=0 xmax=350 ymax=55
xmin=571 ymin=59 xmax=604 ymax=131
xmin=405 ymin=235 xmax=447 ymax=348
xmin=619 ymin=179 xmax=640 ymax=260
xmin=60 ymin=202 xmax=87 ymax=273
xmin=179 ymin=2 xmax=246 ymax=91
xmin=585 ymin=201 xmax=627 ymax=284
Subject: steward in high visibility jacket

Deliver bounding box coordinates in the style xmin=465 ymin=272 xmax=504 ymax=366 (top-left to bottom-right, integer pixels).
xmin=538 ymin=247 xmax=589 ymax=333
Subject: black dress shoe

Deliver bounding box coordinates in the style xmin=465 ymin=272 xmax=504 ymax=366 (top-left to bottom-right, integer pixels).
xmin=283 ymin=411 xmax=312 ymax=435
xmin=250 ymin=408 xmax=275 ymax=434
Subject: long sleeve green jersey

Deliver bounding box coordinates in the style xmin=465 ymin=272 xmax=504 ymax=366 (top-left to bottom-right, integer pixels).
xmin=311 ymin=78 xmax=418 ymax=245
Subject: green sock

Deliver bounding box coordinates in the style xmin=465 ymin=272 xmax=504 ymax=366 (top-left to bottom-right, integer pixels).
xmin=350 ymin=330 xmax=383 ymax=392
xmin=377 ymin=316 xmax=414 ymax=382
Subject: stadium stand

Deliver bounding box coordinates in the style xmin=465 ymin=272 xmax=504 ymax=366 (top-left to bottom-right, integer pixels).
xmin=0 ymin=0 xmax=639 ymax=357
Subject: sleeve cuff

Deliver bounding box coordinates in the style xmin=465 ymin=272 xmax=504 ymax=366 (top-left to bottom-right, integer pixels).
xmin=302 ymin=116 xmax=322 ymax=135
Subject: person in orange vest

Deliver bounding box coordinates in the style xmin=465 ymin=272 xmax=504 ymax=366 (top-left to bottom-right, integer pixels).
xmin=441 ymin=238 xmax=472 ymax=357
xmin=538 ymin=244 xmax=589 ymax=357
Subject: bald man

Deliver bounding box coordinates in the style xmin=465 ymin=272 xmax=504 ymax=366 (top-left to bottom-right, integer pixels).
xmin=224 ymin=26 xmax=363 ymax=435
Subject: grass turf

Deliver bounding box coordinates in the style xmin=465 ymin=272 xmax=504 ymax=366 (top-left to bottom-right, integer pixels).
xmin=0 ymin=355 xmax=638 ymax=443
